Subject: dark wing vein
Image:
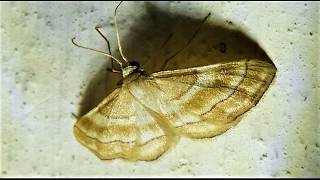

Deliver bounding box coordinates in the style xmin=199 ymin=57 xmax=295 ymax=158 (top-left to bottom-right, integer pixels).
xmin=200 ymin=60 xmax=248 ymax=115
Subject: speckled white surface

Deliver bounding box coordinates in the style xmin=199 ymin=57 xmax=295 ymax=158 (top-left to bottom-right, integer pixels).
xmin=1 ymin=1 xmax=319 ymax=177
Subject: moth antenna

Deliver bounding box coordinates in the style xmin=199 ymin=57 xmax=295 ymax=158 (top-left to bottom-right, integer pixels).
xmin=114 ymin=1 xmax=129 ymax=63
xmin=72 ymin=37 xmax=123 ymax=68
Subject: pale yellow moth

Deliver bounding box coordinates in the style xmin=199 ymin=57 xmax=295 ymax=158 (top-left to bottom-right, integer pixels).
xmin=72 ymin=2 xmax=276 ymax=161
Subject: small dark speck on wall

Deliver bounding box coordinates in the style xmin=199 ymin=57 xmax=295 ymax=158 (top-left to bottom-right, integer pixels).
xmin=226 ymin=20 xmax=233 ymax=25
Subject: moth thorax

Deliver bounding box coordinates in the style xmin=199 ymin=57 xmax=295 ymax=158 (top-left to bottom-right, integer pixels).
xmin=123 ymin=66 xmax=139 ymax=78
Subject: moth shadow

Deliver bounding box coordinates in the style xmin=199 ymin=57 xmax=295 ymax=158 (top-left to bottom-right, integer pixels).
xmin=122 ymin=2 xmax=275 ymax=73
xmin=78 ymin=60 xmax=121 ymax=116
xmin=78 ymin=2 xmax=275 ymax=116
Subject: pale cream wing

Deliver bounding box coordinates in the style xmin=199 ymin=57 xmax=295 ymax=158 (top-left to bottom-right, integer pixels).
xmin=151 ymin=59 xmax=276 ymax=138
xmin=73 ymin=86 xmax=177 ymax=161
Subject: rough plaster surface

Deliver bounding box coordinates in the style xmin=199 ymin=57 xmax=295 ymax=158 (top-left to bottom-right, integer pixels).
xmin=1 ymin=1 xmax=319 ymax=177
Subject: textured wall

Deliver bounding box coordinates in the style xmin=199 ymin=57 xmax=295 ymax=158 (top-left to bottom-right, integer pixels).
xmin=1 ymin=1 xmax=319 ymax=177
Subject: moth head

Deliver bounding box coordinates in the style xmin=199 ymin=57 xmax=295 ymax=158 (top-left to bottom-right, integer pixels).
xmin=122 ymin=61 xmax=144 ymax=78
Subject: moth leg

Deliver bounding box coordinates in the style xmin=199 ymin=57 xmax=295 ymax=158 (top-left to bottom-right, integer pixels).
xmin=144 ymin=33 xmax=174 ymax=69
xmin=159 ymin=33 xmax=174 ymax=50
xmin=95 ymin=26 xmax=121 ymax=74
xmin=95 ymin=26 xmax=112 ymax=55
xmin=160 ymin=13 xmax=211 ymax=71
xmin=72 ymin=112 xmax=79 ymax=119
xmin=107 ymin=67 xmax=121 ymax=73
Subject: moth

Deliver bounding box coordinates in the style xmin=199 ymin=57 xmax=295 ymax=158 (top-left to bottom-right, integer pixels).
xmin=72 ymin=2 xmax=276 ymax=161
